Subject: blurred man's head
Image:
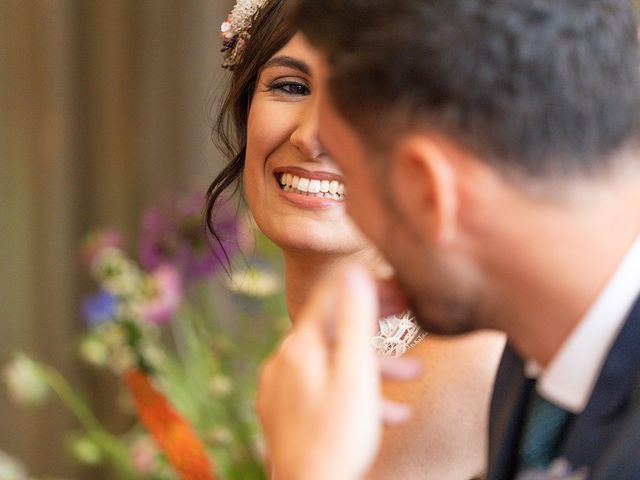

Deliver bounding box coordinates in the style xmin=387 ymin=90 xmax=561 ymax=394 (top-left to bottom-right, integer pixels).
xmin=293 ymin=0 xmax=640 ymax=336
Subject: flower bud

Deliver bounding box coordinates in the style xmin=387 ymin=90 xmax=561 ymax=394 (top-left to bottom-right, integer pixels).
xmin=2 ymin=353 xmax=49 ymax=407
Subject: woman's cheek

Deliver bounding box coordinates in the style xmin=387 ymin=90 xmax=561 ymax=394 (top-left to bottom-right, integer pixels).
xmin=242 ymin=165 xmax=261 ymax=219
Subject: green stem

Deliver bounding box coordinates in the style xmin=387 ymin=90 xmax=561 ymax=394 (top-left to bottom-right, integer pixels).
xmin=38 ymin=364 xmax=138 ymax=478
xmin=170 ymin=314 xmax=189 ymax=363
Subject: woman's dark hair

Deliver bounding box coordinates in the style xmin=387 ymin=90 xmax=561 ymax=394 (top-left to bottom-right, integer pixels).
xmin=205 ymin=0 xmax=294 ymax=265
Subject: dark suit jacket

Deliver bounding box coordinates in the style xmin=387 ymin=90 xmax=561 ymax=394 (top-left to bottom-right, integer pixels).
xmin=487 ymin=295 xmax=640 ymax=479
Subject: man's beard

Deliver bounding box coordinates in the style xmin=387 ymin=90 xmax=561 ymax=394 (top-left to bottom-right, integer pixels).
xmin=395 ymin=267 xmax=480 ymax=336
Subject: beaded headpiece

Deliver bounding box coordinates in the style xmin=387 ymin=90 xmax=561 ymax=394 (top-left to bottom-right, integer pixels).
xmin=220 ymin=0 xmax=270 ymax=69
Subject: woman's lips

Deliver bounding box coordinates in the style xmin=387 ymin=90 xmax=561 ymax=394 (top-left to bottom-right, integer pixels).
xmin=272 ymin=166 xmax=344 ymax=183
xmin=272 ymin=166 xmax=346 ymax=208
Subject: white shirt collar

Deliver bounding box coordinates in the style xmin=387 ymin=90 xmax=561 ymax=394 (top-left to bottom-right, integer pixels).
xmin=526 ymin=233 xmax=640 ymax=414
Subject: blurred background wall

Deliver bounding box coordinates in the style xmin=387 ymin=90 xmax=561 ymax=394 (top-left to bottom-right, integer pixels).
xmin=0 ymin=0 xmax=233 ymax=477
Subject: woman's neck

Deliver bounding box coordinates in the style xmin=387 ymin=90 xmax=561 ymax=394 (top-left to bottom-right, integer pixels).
xmin=283 ymin=249 xmax=376 ymax=323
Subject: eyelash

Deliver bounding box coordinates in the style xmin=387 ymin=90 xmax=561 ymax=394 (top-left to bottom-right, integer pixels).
xmin=269 ymin=80 xmax=310 ymax=97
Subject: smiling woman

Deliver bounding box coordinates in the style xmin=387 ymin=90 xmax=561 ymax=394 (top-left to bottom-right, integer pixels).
xmin=242 ymin=33 xmax=370 ymax=256
xmin=206 ymin=1 xmax=505 ymax=478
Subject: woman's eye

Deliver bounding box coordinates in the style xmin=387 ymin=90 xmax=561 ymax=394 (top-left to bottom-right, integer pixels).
xmin=270 ymin=81 xmax=310 ymax=96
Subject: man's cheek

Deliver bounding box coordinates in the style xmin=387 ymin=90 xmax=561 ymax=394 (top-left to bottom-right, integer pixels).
xmin=346 ymin=192 xmax=380 ymax=243
xmin=345 ymin=196 xmax=367 ymax=232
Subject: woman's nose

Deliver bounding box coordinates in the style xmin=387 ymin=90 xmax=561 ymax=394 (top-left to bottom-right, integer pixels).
xmin=290 ymin=97 xmax=324 ymax=159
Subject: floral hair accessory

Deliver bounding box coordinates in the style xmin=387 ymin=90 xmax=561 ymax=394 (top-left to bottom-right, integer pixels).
xmin=221 ymin=0 xmax=269 ymax=69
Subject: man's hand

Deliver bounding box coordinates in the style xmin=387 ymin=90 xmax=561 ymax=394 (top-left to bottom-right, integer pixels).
xmin=256 ymin=264 xmax=420 ymax=480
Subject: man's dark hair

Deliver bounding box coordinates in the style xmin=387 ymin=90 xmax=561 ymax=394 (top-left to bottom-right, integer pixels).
xmin=294 ymin=0 xmax=640 ymax=178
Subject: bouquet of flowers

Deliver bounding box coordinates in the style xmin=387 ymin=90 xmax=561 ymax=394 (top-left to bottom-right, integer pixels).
xmin=2 ymin=192 xmax=288 ymax=480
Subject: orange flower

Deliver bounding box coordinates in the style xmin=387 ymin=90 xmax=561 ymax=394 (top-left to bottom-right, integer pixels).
xmin=124 ymin=369 xmax=215 ymax=480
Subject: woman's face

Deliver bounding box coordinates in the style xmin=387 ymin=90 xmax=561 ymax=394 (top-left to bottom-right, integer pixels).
xmin=244 ymin=33 xmax=369 ymax=255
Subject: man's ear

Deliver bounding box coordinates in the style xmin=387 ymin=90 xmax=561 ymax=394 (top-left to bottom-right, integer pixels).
xmin=389 ymin=134 xmax=458 ymax=245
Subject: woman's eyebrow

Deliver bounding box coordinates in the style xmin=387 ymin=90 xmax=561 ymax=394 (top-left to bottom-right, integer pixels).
xmin=262 ymin=55 xmax=311 ymax=76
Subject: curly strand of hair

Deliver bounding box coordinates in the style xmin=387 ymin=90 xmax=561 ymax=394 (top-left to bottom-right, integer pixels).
xmin=204 ymin=149 xmax=245 ymax=274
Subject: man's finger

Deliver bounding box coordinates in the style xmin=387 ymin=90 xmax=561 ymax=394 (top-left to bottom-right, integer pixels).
xmin=294 ymin=265 xmax=341 ymax=343
xmin=333 ymin=264 xmax=380 ymax=372
xmin=379 ymin=356 xmax=423 ymax=381
xmin=381 ymin=399 xmax=413 ymax=426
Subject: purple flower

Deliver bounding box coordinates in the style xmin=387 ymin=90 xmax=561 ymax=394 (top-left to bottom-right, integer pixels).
xmin=82 ymin=291 xmax=119 ymax=328
xmin=139 ymin=192 xmax=244 ymax=283
xmin=141 ymin=264 xmax=183 ymax=324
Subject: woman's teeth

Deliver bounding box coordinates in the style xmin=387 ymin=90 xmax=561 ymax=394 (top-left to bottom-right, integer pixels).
xmin=278 ymin=173 xmax=345 ymax=200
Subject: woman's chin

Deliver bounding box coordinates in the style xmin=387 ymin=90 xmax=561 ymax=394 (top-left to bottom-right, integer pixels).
xmin=265 ymin=231 xmax=366 ymax=257
xmin=251 ymin=209 xmax=369 ymax=256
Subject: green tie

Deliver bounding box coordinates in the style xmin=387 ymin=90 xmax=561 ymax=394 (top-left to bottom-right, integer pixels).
xmin=517 ymin=389 xmax=571 ymax=471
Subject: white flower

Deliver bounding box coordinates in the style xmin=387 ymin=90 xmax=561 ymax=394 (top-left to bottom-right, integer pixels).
xmin=2 ymin=353 xmax=49 ymax=407
xmin=209 ymin=375 xmax=233 ymax=398
xmin=371 ymin=311 xmax=426 ymax=357
xmin=208 ymin=426 xmax=233 ymax=446
xmin=100 ymin=322 xmax=127 ymax=349
xmin=130 ymin=436 xmax=158 ymax=474
xmin=109 ymin=346 xmax=137 ymax=375
xmin=227 ymin=265 xmax=280 ymax=297
xmin=91 ymin=248 xmax=144 ymax=299
xmin=138 ymin=342 xmax=166 ymax=369
xmin=78 ymin=336 xmax=110 ymax=367
xmin=67 ymin=436 xmax=102 ymax=465
xmin=221 ymin=0 xmax=270 ymax=67
xmin=228 ymin=0 xmax=269 ymax=35
xmin=0 ymin=450 xmax=28 ymax=480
